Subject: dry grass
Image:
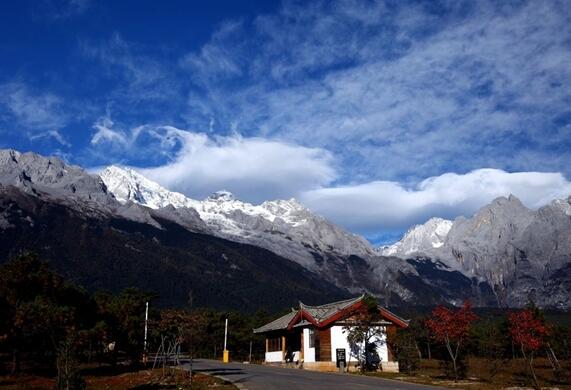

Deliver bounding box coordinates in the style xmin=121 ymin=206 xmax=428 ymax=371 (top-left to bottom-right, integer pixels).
xmin=0 ymin=367 xmax=237 ymax=389
xmin=364 ymin=358 xmax=571 ymax=389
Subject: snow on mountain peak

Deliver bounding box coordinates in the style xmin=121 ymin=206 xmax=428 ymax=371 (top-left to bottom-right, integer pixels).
xmin=99 ymin=165 xmax=376 ymax=268
xmin=207 ymin=190 xmax=235 ymax=202
xmin=99 ymin=166 xmax=311 ymax=227
xmin=262 ymin=198 xmax=306 ymax=217
xmin=99 ymin=165 xmax=193 ymax=209
xmin=552 ymin=196 xmax=571 ymax=216
xmin=381 ymin=217 xmax=453 ymax=257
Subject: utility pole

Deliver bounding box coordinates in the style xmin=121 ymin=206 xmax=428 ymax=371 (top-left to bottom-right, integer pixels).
xmin=223 ymin=318 xmax=229 ymax=363
xmin=143 ymin=301 xmax=149 ymax=365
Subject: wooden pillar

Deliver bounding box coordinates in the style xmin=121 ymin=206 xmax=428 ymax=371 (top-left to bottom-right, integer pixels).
xmin=318 ymin=328 xmax=331 ymax=362
xmin=386 ymin=326 xmax=396 ymax=361
xmin=281 ymin=335 xmax=286 ymax=361
xmin=265 ymin=338 xmax=269 ymax=353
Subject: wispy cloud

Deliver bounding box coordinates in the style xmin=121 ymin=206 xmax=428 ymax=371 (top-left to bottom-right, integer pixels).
xmin=80 ymin=33 xmax=181 ymax=105
xmin=180 ymin=20 xmax=244 ymax=86
xmin=30 ymin=130 xmax=71 ymax=147
xmin=29 ymin=0 xmax=570 ymax=239
xmin=0 ymin=82 xmax=68 ymax=130
xmin=91 ymin=114 xmax=127 ymax=146
xmin=36 ymin=0 xmax=91 ymax=21
xmin=87 ymin=109 xmax=184 ymax=166
xmin=177 ymin=0 xmax=571 ymax=181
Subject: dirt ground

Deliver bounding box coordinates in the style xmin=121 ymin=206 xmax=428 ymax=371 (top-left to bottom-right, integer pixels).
xmin=365 ymin=357 xmax=571 ymax=389
xmin=0 ymin=366 xmax=236 ymax=389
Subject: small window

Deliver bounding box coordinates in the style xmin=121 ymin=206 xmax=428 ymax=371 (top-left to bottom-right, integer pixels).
xmin=308 ymin=328 xmax=316 ymax=348
xmin=268 ymin=337 xmax=282 ymax=352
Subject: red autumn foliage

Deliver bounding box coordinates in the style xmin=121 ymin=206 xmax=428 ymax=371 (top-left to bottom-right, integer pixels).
xmin=508 ymin=310 xmax=550 ymax=353
xmin=426 ymin=301 xmax=477 ymax=381
xmin=426 ymin=301 xmax=478 ymax=344
xmin=508 ymin=309 xmax=550 ymax=389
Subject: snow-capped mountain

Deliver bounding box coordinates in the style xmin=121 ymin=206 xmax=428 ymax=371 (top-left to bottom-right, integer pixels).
xmin=100 ymin=165 xmax=196 ymax=209
xmin=100 ymin=166 xmax=375 ymax=271
xmin=100 ymin=165 xmax=571 ymax=308
xmin=100 ymin=166 xmax=489 ymax=305
xmin=0 ymin=150 xmax=347 ymax=310
xmin=2 ymin=151 xmax=484 ymax=309
xmin=381 ymin=217 xmax=453 ymax=257
xmin=2 ymin=150 xmax=569 ymax=309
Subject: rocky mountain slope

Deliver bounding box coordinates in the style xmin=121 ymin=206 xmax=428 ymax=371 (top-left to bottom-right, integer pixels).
xmin=0 ymin=150 xmax=495 ymax=308
xmin=385 ymin=195 xmax=571 ymax=309
xmin=99 ymin=165 xmax=497 ymax=307
xmin=1 ymin=149 xmax=568 ymax=309
xmin=0 ymin=150 xmax=348 ymax=310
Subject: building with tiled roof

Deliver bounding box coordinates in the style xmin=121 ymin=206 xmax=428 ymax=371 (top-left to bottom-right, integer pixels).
xmin=253 ymin=295 xmax=408 ymax=372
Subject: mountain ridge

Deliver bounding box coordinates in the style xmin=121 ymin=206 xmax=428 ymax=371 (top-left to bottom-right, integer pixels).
xmin=1 ymin=149 xmax=569 ymax=309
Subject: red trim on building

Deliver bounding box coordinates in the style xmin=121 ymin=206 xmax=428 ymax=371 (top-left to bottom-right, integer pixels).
xmin=319 ymin=300 xmax=365 ymax=328
xmin=283 ymin=297 xmax=409 ymax=330
xmin=286 ymin=309 xmax=319 ymax=330
xmin=379 ymin=307 xmax=409 ymax=328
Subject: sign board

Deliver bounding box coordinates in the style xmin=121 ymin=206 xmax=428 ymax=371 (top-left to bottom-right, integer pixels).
xmin=336 ymin=348 xmax=346 ymax=368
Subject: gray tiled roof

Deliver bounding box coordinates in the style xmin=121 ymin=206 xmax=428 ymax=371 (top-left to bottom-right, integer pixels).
xmin=300 ymin=295 xmax=364 ymax=322
xmin=253 ymin=311 xmax=297 ymax=333
xmin=253 ymin=295 xmax=365 ymax=333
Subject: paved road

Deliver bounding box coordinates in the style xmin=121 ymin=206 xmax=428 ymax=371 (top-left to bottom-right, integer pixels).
xmin=186 ymin=359 xmax=444 ymax=390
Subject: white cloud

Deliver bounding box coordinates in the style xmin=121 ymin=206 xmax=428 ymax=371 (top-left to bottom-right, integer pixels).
xmin=88 ymin=114 xmax=571 ymax=237
xmin=301 ymin=169 xmax=571 ymax=235
xmin=87 ymin=113 xmax=335 ymax=202
xmin=88 ymin=110 xmax=187 ymax=163
xmin=90 ymin=113 xmax=127 ymax=146
xmin=141 ymin=131 xmax=336 ymax=202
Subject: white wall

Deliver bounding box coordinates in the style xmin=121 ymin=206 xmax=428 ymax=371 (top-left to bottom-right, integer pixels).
xmin=375 ymin=328 xmax=388 ymax=363
xmin=302 ymin=328 xmax=315 ymax=362
xmin=330 ymin=325 xmax=352 ymax=363
xmin=265 ymin=351 xmax=283 ymax=362
xmin=330 ymin=325 xmax=388 ymax=364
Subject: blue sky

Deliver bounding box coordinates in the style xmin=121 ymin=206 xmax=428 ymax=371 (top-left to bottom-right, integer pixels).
xmin=1 ymin=0 xmax=571 ymax=244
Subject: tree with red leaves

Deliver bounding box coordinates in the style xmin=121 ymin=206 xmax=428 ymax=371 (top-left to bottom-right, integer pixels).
xmin=426 ymin=301 xmax=477 ymax=381
xmin=508 ymin=309 xmax=550 ymax=389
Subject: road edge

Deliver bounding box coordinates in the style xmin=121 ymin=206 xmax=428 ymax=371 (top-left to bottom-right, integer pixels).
xmin=180 ymin=365 xmax=249 ymax=390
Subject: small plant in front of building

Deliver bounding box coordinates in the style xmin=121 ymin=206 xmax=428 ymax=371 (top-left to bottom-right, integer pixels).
xmin=343 ymin=295 xmax=384 ymax=372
